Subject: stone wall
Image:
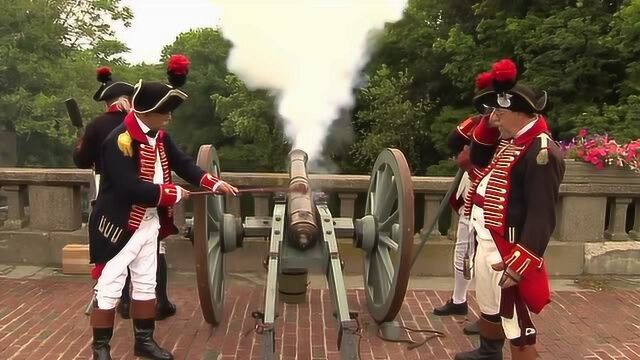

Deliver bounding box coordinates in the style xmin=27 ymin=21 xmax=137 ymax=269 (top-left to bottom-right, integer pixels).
xmin=0 ymin=165 xmax=639 ymax=276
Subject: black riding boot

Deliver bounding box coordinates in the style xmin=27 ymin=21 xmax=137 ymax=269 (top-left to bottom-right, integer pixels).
xmin=91 ymin=307 xmax=115 ymax=360
xmin=454 ymin=315 xmax=504 ymax=360
xmin=155 ymin=253 xmax=176 ymax=320
xmin=131 ymin=299 xmax=173 ymax=360
xmin=117 ymin=273 xmax=131 ymax=319
xmin=433 ymin=298 xmax=469 ymax=316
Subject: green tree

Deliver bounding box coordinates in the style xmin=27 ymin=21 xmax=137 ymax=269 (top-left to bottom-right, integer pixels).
xmin=351 ymin=66 xmax=431 ymax=173
xmin=0 ymin=0 xmax=132 ymax=166
xmin=160 ymin=28 xmax=234 ymax=156
xmin=213 ymin=75 xmax=288 ymax=171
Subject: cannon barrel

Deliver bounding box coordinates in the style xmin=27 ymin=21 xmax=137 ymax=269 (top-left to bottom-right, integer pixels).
xmin=287 ymin=149 xmax=319 ymax=250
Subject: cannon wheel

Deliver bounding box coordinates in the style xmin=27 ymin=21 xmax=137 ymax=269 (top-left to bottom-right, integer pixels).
xmin=360 ymin=148 xmax=414 ymax=323
xmin=193 ymin=145 xmax=226 ymax=325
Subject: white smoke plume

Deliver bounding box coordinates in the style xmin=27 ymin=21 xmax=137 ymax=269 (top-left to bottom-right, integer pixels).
xmin=212 ymin=0 xmax=408 ymax=161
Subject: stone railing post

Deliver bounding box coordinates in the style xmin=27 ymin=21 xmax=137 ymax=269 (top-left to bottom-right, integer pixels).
xmin=629 ymin=199 xmax=640 ymax=241
xmin=557 ymin=194 xmax=607 ymax=242
xmin=338 ymin=193 xmax=358 ymax=218
xmin=421 ymin=194 xmax=442 ymax=236
xmin=173 ymin=200 xmax=187 ymax=232
xmin=2 ymin=185 xmax=28 ymax=229
xmin=253 ymin=192 xmax=271 ymax=217
xmin=605 ymin=197 xmax=632 ymax=241
xmin=29 ymin=184 xmax=82 ymax=231
xmin=226 ymin=194 xmax=241 ymax=217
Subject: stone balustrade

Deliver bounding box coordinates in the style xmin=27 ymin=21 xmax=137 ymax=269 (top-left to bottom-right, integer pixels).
xmin=1 ymin=165 xmax=639 ymax=276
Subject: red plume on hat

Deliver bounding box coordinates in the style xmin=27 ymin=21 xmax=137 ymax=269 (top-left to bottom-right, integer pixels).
xmin=96 ymin=66 xmax=112 ymax=83
xmin=475 ymin=72 xmax=493 ymax=90
xmin=491 ymin=58 xmax=518 ymax=92
xmin=167 ymin=54 xmax=190 ymax=88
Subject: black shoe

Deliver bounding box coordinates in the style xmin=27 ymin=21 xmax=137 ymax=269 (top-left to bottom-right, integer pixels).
xmin=92 ymin=327 xmax=113 ymax=360
xmin=463 ymin=320 xmax=480 ymax=335
xmin=155 ymin=301 xmax=176 ymax=320
xmin=433 ymin=299 xmax=468 ymax=316
xmin=133 ymin=319 xmax=174 ymax=360
xmin=454 ymin=336 xmax=504 ymax=360
xmin=117 ymin=300 xmax=130 ymax=319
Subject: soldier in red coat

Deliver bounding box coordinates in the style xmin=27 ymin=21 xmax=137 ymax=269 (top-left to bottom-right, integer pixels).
xmin=432 ymin=74 xmax=495 ymax=337
xmin=88 ymin=55 xmax=238 ymax=360
xmin=454 ymin=59 xmax=564 ymax=360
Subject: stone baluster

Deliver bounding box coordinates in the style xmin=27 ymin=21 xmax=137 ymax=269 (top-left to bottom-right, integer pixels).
xmin=630 ymin=199 xmax=640 ymax=241
xmin=2 ymin=185 xmax=28 ymax=229
xmin=557 ymin=195 xmax=607 ymax=242
xmin=173 ymin=199 xmax=187 ymax=232
xmin=338 ymin=193 xmax=358 ymax=218
xmin=253 ymin=192 xmax=271 ymax=217
xmin=421 ymin=194 xmax=442 ymax=237
xmin=29 ymin=184 xmax=82 ymax=231
xmin=226 ymin=194 xmax=241 ymax=217
xmin=604 ymin=197 xmax=632 ymax=241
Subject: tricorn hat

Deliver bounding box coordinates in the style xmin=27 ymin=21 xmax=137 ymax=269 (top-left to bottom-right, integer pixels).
xmin=93 ymin=67 xmax=134 ymax=102
xmin=472 ymin=59 xmax=547 ymax=114
xmin=131 ymin=54 xmax=190 ymax=114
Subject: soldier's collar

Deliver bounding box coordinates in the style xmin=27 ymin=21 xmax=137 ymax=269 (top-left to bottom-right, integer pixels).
xmin=123 ymin=112 xmax=150 ymax=144
xmin=513 ymin=116 xmax=548 ymax=146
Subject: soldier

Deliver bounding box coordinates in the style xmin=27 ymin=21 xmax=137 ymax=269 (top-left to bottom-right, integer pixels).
xmin=73 ymin=66 xmax=134 ymax=180
xmin=432 ymin=73 xmax=494 ymax=337
xmin=454 ymin=59 xmax=564 ymax=360
xmin=73 ymin=67 xmax=177 ymax=322
xmin=88 ymin=54 xmax=239 ymax=360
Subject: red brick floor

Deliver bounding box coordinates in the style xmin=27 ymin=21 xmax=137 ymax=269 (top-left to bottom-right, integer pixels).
xmin=0 ymin=277 xmax=639 ymax=360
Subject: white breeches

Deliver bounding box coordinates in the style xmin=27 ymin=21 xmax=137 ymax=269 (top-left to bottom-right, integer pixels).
xmin=473 ymin=234 xmax=502 ymax=315
xmin=95 ymin=212 xmax=159 ymax=310
xmin=452 ymin=215 xmax=475 ymax=304
xmin=454 ymin=215 xmax=475 ymax=275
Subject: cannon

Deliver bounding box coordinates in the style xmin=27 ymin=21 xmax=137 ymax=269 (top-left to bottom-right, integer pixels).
xmin=191 ymin=145 xmax=415 ymax=359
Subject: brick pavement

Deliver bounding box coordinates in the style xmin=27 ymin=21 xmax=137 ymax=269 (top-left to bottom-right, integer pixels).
xmin=0 ymin=276 xmax=639 ymax=360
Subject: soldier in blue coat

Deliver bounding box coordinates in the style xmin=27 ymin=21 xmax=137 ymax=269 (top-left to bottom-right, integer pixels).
xmin=88 ymin=55 xmax=238 ymax=360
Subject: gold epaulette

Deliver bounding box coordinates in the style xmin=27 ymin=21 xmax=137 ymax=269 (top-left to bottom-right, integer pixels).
xmin=117 ymin=131 xmax=134 ymax=157
xmin=536 ymin=133 xmax=550 ymax=165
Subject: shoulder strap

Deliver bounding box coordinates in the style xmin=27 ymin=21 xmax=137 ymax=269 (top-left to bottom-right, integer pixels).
xmin=536 ymin=133 xmax=550 ymax=165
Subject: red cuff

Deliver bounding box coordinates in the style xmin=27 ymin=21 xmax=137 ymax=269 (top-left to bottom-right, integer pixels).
xmin=472 ymin=115 xmax=500 ymax=145
xmin=504 ymin=244 xmax=544 ymax=278
xmin=456 ymin=148 xmax=472 ymax=171
xmin=158 ymin=184 xmax=178 ymax=207
xmin=456 ymin=117 xmax=478 ymax=140
xmin=199 ymin=173 xmax=219 ymax=191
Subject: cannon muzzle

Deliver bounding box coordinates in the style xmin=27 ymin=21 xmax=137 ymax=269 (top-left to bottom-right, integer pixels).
xmin=287 ymin=149 xmax=319 ymax=250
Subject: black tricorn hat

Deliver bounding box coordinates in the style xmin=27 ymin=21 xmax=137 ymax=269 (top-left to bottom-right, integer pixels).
xmin=131 ymin=55 xmax=190 ymax=114
xmin=93 ymin=67 xmax=134 ymax=102
xmin=472 ymin=59 xmax=547 ymax=114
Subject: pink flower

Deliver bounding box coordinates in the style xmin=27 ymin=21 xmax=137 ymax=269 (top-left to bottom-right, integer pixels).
xmin=578 ymin=128 xmax=588 ymax=138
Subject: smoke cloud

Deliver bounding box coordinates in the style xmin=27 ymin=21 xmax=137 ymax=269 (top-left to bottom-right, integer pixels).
xmin=213 ymin=0 xmax=408 ymax=161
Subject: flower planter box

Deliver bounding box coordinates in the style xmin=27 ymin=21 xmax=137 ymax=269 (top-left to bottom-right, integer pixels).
xmin=562 ymin=159 xmax=640 ymax=185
